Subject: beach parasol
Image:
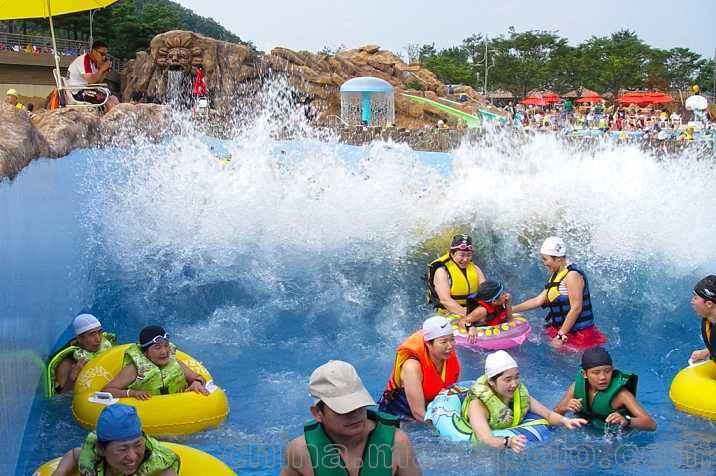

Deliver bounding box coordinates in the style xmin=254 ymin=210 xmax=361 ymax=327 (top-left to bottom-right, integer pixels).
xmin=0 ymin=1 xmax=119 ymax=90
xmin=575 ymin=88 xmax=604 ymax=103
xmin=618 ymin=91 xmax=673 ymax=105
xmin=520 ymin=96 xmax=549 ymax=107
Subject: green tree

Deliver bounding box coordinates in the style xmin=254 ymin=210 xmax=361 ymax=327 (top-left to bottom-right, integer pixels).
xmin=424 ymin=46 xmax=474 ymax=85
xmin=663 ymin=47 xmax=706 ymax=90
xmin=489 ymin=28 xmax=568 ymax=96
xmin=418 ymin=43 xmax=437 ymax=63
xmin=461 ymin=33 xmax=485 ymax=65
xmin=579 ymin=30 xmax=653 ymax=96
xmin=695 ymin=59 xmax=714 ymax=94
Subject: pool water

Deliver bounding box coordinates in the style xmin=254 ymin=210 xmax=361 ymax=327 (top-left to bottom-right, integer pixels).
xmin=2 ymin=121 xmax=715 ymax=475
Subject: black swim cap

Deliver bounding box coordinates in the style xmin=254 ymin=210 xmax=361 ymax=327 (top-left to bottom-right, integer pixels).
xmin=139 ymin=325 xmax=167 ymax=349
xmin=450 ymin=234 xmax=473 ymax=250
xmin=581 ymin=347 xmax=613 ymax=370
xmin=475 ymin=280 xmax=504 ymax=302
xmin=694 ymin=275 xmax=716 ymax=303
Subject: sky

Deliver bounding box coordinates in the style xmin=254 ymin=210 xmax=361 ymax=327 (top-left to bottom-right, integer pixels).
xmin=176 ymin=0 xmax=716 ymax=58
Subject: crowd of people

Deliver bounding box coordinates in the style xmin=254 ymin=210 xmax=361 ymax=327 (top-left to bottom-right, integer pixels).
xmin=44 ymin=233 xmax=716 ymax=475
xmin=501 ymin=92 xmax=714 ymax=141
xmin=0 ymin=41 xmax=84 ymax=57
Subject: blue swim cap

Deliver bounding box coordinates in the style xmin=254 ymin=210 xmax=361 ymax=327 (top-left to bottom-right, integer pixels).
xmin=96 ymin=404 xmax=142 ymax=442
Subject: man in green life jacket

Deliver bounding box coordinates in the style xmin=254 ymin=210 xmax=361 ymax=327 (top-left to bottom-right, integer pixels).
xmin=102 ymin=325 xmax=208 ymax=399
xmin=52 ymin=403 xmax=179 ymax=476
xmin=554 ymin=347 xmax=656 ymax=431
xmin=689 ymin=275 xmax=716 ymax=365
xmin=281 ymin=360 xmax=421 ymax=476
xmin=52 ymin=314 xmax=116 ymax=395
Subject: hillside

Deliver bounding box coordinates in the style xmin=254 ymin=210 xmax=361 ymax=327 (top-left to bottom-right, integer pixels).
xmin=0 ymin=0 xmax=254 ymax=59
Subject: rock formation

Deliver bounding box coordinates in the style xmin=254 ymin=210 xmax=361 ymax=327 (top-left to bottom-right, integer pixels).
xmin=0 ymin=103 xmax=169 ymax=180
xmin=122 ymin=30 xmax=486 ymax=128
xmin=0 ymin=103 xmax=40 ymax=179
xmin=2 ymin=31 xmax=494 ymax=180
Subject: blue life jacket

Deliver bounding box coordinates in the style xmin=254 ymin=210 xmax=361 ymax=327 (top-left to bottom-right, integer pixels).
xmin=542 ymin=264 xmax=594 ymax=331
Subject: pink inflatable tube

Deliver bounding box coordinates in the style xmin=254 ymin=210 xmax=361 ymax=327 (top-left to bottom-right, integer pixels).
xmin=450 ymin=315 xmax=532 ymax=351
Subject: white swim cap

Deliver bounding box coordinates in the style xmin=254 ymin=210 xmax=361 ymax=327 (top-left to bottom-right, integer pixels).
xmin=73 ymin=313 xmax=101 ymax=337
xmin=540 ymin=236 xmax=567 ymax=257
xmin=485 ymin=350 xmax=518 ymax=379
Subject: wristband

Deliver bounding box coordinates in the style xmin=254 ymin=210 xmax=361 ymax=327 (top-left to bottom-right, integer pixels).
xmin=503 ymin=436 xmax=509 ymax=448
xmin=624 ymin=415 xmax=632 ymax=428
xmin=556 ymin=332 xmax=568 ymax=342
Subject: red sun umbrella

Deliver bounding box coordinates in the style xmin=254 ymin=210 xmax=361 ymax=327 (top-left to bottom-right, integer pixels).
xmin=648 ymin=92 xmax=674 ymax=104
xmin=520 ymin=96 xmax=549 ymax=106
xmin=542 ymin=92 xmax=562 ymax=103
xmin=575 ymin=89 xmax=604 ymax=103
xmin=618 ymin=91 xmax=673 ymax=105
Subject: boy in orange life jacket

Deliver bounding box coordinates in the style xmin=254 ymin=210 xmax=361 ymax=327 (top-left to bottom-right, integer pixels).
xmin=379 ymin=315 xmax=460 ymax=422
xmin=462 ymin=280 xmax=512 ymax=343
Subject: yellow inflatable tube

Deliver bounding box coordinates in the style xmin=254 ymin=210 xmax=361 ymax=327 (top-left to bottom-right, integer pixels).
xmin=33 ymin=442 xmax=236 ymax=475
xmin=72 ymin=344 xmax=229 ymax=435
xmin=669 ymin=360 xmax=716 ymax=421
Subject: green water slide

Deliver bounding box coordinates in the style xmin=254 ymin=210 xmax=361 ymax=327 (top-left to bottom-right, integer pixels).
xmin=401 ymin=93 xmax=482 ymax=128
xmin=438 ymin=97 xmax=508 ymax=125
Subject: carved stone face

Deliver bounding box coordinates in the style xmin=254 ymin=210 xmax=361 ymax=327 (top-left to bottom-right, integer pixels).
xmin=154 ymin=34 xmax=204 ymax=72
xmin=165 ymin=47 xmax=191 ymax=69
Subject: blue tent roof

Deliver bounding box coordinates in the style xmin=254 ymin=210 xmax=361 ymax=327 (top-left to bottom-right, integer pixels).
xmin=340 ymin=76 xmax=394 ymax=93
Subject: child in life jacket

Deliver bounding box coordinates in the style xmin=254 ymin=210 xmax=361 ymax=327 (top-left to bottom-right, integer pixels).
xmin=462 ymin=280 xmax=512 ymax=343
xmin=553 ymin=347 xmax=656 ymax=431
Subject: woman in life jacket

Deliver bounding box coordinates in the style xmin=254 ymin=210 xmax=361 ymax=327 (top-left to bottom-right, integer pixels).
xmin=512 ymin=236 xmax=606 ymax=350
xmin=554 ymin=347 xmax=656 ymax=431
xmin=102 ymin=326 xmax=209 ymax=400
xmin=462 ymin=280 xmax=512 ymax=343
xmin=52 ymin=403 xmax=179 ymax=476
xmin=427 ymin=234 xmax=487 ymax=318
xmin=461 ymin=351 xmax=586 ymax=454
xmin=51 ymin=314 xmax=116 ymax=396
xmin=379 ymin=315 xmax=460 ymax=423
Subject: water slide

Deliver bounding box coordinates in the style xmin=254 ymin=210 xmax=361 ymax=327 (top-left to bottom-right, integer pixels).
xmin=401 ymin=93 xmax=482 ymax=128
xmin=402 ymin=93 xmax=509 ymax=127
xmin=438 ymin=97 xmax=509 ymax=125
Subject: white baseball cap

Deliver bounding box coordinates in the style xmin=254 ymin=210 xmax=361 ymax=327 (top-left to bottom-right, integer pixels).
xmin=485 ymin=350 xmax=518 ymax=379
xmin=422 ymin=315 xmax=453 ymax=341
xmin=73 ymin=313 xmax=101 ymax=337
xmin=309 ymin=360 xmax=376 ymax=414
xmin=540 ymin=236 xmax=567 ymax=257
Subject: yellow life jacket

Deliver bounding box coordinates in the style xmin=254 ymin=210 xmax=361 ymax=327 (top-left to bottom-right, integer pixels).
xmin=426 ymin=252 xmax=479 ymax=309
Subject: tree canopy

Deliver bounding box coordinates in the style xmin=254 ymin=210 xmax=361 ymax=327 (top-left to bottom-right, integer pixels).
xmin=413 ymin=28 xmax=713 ymax=96
xmin=0 ymin=0 xmax=255 ymax=59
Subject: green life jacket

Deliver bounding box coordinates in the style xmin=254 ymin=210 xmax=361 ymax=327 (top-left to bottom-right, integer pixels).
xmin=303 ymin=410 xmax=398 ymax=476
xmin=123 ymin=343 xmax=187 ymax=395
xmin=73 ymin=334 xmax=116 ymax=362
xmin=461 ymin=374 xmax=530 ymax=430
xmin=77 ymin=432 xmax=180 ymax=476
xmin=573 ymin=369 xmax=638 ymax=430
xmin=45 ymin=333 xmax=117 ymax=398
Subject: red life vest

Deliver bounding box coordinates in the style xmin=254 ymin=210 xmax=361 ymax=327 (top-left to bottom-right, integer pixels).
xmin=385 ymin=330 xmax=460 ymax=403
xmin=477 ymin=299 xmax=508 ymax=327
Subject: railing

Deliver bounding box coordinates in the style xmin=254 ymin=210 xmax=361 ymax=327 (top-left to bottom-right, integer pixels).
xmin=0 ymin=32 xmax=122 ymax=71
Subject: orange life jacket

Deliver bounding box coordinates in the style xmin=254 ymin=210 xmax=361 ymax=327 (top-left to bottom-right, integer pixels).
xmin=385 ymin=330 xmax=460 ymax=403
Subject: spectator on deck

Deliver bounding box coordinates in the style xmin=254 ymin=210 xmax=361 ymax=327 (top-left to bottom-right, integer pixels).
xmin=5 ymin=89 xmax=24 ymax=109
xmin=66 ymin=40 xmax=119 ymax=111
